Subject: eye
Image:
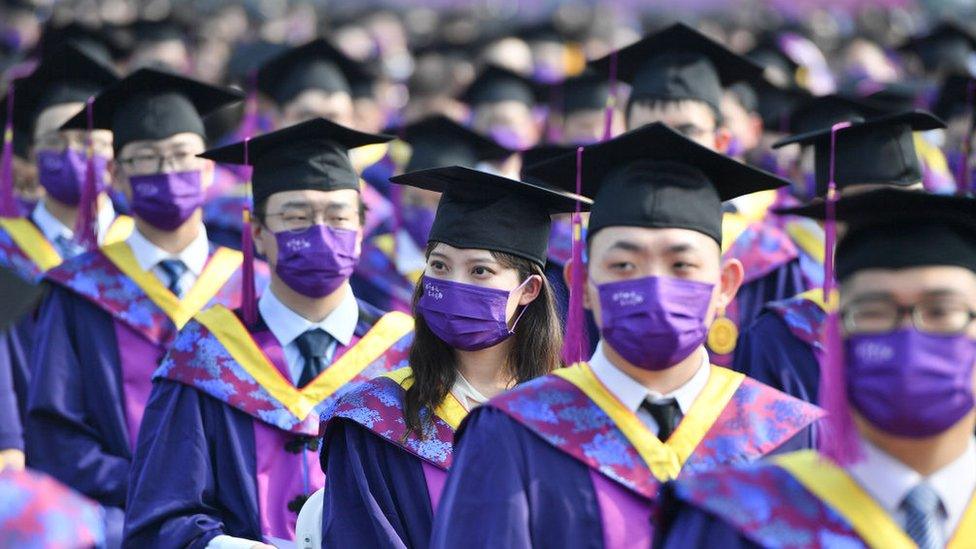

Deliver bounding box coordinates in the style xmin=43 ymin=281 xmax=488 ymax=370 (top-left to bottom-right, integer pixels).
xmin=471 ymin=265 xmax=496 ymax=277
xmin=609 ymin=261 xmax=635 ymax=272
xmin=428 ymin=260 xmax=447 ymax=271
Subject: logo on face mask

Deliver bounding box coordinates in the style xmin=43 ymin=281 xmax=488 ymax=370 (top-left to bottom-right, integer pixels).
xmin=853 ymin=341 xmax=895 ymax=363
xmin=612 ymin=290 xmax=645 ymax=307
xmin=284 ymin=238 xmax=311 ymax=252
xmin=424 ymin=281 xmax=444 ymax=300
xmin=135 ymin=182 xmax=159 ymax=197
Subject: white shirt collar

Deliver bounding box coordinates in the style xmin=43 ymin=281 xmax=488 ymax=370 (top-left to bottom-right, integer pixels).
xmin=450 ymin=371 xmax=491 ymax=411
xmin=31 ymin=199 xmax=117 ymax=244
xmin=847 ymin=436 xmax=976 ymax=535
xmin=588 ymin=341 xmax=711 ymax=414
xmin=258 ymin=285 xmax=359 ymax=348
xmin=394 ymin=229 xmax=427 ymax=277
xmin=126 ymin=224 xmax=209 ymax=276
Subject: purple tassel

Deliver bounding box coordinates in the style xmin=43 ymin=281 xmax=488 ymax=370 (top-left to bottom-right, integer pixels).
xmin=822 ymin=121 xmax=850 ymax=302
xmin=238 ymin=71 xmax=261 ymax=141
xmin=561 ymin=146 xmax=589 ymax=365
xmin=956 ymin=80 xmax=975 ymax=196
xmin=602 ymin=50 xmax=618 ymax=142
xmin=817 ymin=312 xmax=862 ymax=464
xmin=0 ymin=82 xmax=18 ymax=217
xmin=73 ymin=97 xmax=99 ymax=249
xmin=240 ymin=137 xmax=257 ymax=327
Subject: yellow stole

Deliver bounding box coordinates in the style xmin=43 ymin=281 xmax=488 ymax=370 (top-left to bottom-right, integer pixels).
xmin=101 ymin=241 xmax=241 ymax=329
xmin=776 ymin=450 xmax=976 ymax=548
xmin=785 ymin=220 xmax=825 ymax=264
xmin=0 ymin=214 xmax=134 ymax=273
xmin=195 ymin=305 xmax=414 ymax=420
xmin=555 ymin=362 xmax=743 ymax=481
xmin=382 ymin=367 xmax=468 ymax=430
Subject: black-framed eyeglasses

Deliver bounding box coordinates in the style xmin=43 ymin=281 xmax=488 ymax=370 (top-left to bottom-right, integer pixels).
xmin=842 ymin=299 xmax=976 ymax=335
xmin=262 ymin=204 xmax=355 ymax=233
xmin=117 ymin=150 xmax=198 ymax=174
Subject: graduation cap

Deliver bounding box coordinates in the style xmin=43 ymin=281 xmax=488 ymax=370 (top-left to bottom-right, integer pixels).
xmin=0 ymin=44 xmax=118 ymax=137
xmin=390 ymin=165 xmax=590 ymax=267
xmin=60 ymin=68 xmax=243 ymax=152
xmin=198 ymin=117 xmax=393 ymax=206
xmin=459 ymin=64 xmax=544 ymax=107
xmin=933 ymin=74 xmax=976 ymax=121
xmin=856 ymin=81 xmax=928 ymax=113
xmin=785 ymin=188 xmax=976 ymax=281
xmin=589 ymin=22 xmax=763 ymax=115
xmin=400 ymin=115 xmax=512 ymax=172
xmin=898 ymin=21 xmax=976 ymax=74
xmin=521 ymin=144 xmax=574 ymax=172
xmin=256 ymin=38 xmax=368 ymax=106
xmin=561 ymin=71 xmax=610 ymax=115
xmin=746 ymin=37 xmax=800 ymax=88
xmin=224 ymin=40 xmax=288 ymax=86
xmin=752 ymin=79 xmax=811 ymax=131
xmin=524 ymin=122 xmax=789 ymax=244
xmin=123 ymin=17 xmax=190 ymax=48
xmin=784 ymin=94 xmax=888 ymax=137
xmin=34 ymin=22 xmax=126 ymax=66
xmin=773 ymin=110 xmax=944 ymax=195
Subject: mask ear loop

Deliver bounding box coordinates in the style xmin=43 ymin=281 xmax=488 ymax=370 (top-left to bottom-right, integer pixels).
xmin=507 ymin=274 xmax=538 ymax=334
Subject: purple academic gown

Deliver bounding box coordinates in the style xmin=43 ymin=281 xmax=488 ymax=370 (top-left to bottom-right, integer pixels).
xmin=0 ymin=332 xmax=23 ymax=452
xmin=430 ymin=365 xmax=823 ymax=549
xmin=25 ymin=242 xmax=257 ymax=546
xmin=319 ymin=372 xmax=461 ymax=548
xmin=732 ymin=293 xmax=829 ymax=404
xmin=1 ymin=468 xmax=107 ymax=548
xmin=124 ymin=303 xmax=413 ymax=548
xmin=350 ymin=235 xmax=416 ymax=314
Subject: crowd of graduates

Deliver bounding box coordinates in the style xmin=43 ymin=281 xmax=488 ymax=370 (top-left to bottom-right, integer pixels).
xmin=1 ymin=0 xmax=976 ymax=547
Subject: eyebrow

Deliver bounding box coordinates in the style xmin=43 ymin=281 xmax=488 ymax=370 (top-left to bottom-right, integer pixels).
xmin=921 ymin=289 xmax=967 ymax=300
xmin=666 ymin=243 xmax=696 ymax=254
xmin=849 ymin=291 xmax=895 ymax=303
xmin=608 ymin=240 xmax=647 ymax=253
xmin=428 ymin=252 xmax=449 ymax=261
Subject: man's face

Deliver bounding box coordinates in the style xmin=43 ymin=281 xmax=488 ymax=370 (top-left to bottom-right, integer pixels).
xmin=626 ymin=98 xmax=728 ymax=152
xmin=31 ymin=102 xmax=114 ymax=167
xmin=279 ymin=89 xmax=355 ymax=128
xmin=560 ymin=108 xmax=622 ymax=145
xmin=719 ymin=92 xmax=762 ymax=156
xmin=470 ymin=100 xmax=540 ymax=151
xmin=584 ymin=226 xmax=740 ymax=330
xmin=113 ymin=132 xmax=212 ymax=198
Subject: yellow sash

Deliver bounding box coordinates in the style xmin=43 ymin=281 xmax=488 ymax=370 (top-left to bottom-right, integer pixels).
xmin=775 ymin=450 xmax=976 ymax=548
xmin=382 ymin=367 xmax=468 ymax=430
xmin=195 ymin=305 xmax=414 ymax=420
xmin=795 ymin=288 xmax=839 ymax=312
xmin=785 ymin=220 xmax=825 ymax=265
xmin=101 ymin=242 xmax=242 ymax=329
xmin=0 ymin=217 xmax=62 ymax=272
xmin=721 ymin=212 xmax=751 ymax=254
xmin=103 ymin=215 xmax=134 ymax=244
xmin=554 ymin=362 xmax=743 ymax=481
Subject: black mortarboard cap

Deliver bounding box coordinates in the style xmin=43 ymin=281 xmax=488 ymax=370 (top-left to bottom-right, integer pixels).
xmin=858 ymin=81 xmax=928 ymax=113
xmin=390 ymin=165 xmax=591 ymax=267
xmin=933 ymin=74 xmax=976 ymax=121
xmin=401 ymin=115 xmax=512 ymax=172
xmin=898 ymin=22 xmax=976 ymax=74
xmin=785 ymin=94 xmax=888 ymax=136
xmin=561 ymin=71 xmax=610 ymax=114
xmin=35 ymin=22 xmax=126 ymax=65
xmin=225 ymin=40 xmax=288 ymax=86
xmin=256 ymin=38 xmax=367 ymax=106
xmin=60 ymin=68 xmax=243 ymax=152
xmin=459 ymin=64 xmax=544 ymax=107
xmin=198 ymin=117 xmax=392 ymax=206
xmin=524 ymin=122 xmax=789 ymax=244
xmin=772 ymin=110 xmax=945 ymax=196
xmin=783 ymin=188 xmax=976 ymax=280
xmin=589 ymin=23 xmax=764 ymax=114
xmin=746 ymin=36 xmax=801 ymax=87
xmin=1 ymin=44 xmax=118 ymax=136
xmin=751 ymin=79 xmax=811 ymax=131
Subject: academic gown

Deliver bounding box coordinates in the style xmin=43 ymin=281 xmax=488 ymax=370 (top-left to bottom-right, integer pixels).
xmin=430 ymin=362 xmax=823 ymax=549
xmin=25 ymin=240 xmax=264 ymax=545
xmin=350 ymin=233 xmax=419 ymax=314
xmin=732 ymin=289 xmax=835 ymax=404
xmin=0 ymin=333 xmax=22 ymax=452
xmin=0 ymin=215 xmax=133 ymax=455
xmin=656 ymin=449 xmax=976 ymax=549
xmin=319 ymin=367 xmax=466 ymax=548
xmin=0 ymin=468 xmax=107 ymax=548
xmin=124 ymin=303 xmax=413 ymax=547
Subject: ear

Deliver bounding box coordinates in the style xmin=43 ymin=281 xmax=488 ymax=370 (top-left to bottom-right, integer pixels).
xmin=714 ymin=127 xmax=733 ymax=154
xmin=517 ymin=274 xmax=543 ymax=306
xmin=748 ymin=113 xmax=764 ymax=143
xmin=717 ymin=257 xmax=745 ymax=309
xmin=110 ymin=161 xmax=131 ymax=198
xmin=252 ymin=219 xmax=267 ymax=257
xmin=199 ymin=159 xmax=215 ymax=190
xmin=563 ymin=259 xmax=593 ymax=310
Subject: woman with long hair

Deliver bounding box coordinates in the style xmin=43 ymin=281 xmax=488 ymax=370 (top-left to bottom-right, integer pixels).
xmin=305 ymin=165 xmax=589 ymax=547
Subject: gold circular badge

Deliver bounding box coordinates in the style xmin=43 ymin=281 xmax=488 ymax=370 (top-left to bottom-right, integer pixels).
xmin=707 ymin=317 xmax=738 ymax=356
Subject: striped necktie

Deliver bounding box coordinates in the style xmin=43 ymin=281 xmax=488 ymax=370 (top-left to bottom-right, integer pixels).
xmin=902 ymin=483 xmax=945 ymax=549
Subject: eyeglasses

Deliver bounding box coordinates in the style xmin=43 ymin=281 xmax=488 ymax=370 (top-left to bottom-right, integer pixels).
xmin=842 ymin=299 xmax=976 ymax=335
xmin=34 ymin=131 xmax=113 ymax=157
xmin=262 ymin=204 xmax=356 ymax=233
xmin=117 ymin=150 xmax=198 ymax=174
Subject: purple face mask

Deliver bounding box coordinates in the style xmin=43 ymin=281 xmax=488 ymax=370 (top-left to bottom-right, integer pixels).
xmin=275 ymin=224 xmax=360 ymax=298
xmin=846 ymin=329 xmax=976 ymax=438
xmin=130 ymin=170 xmax=204 ymax=231
xmin=597 ymin=276 xmax=714 ymax=371
xmin=401 ymin=204 xmax=435 ymax=249
xmin=36 ymin=149 xmax=109 ymax=206
xmin=418 ymin=275 xmax=531 ymax=351
xmin=725 ymin=136 xmax=745 ymax=158
xmin=488 ymin=126 xmax=533 ymax=152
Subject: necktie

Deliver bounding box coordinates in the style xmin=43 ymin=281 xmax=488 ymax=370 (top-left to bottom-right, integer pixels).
xmin=902 ymin=483 xmax=945 ymax=549
xmin=641 ymin=397 xmax=683 ymax=441
xmin=54 ymin=235 xmax=84 ymax=259
xmin=295 ymin=329 xmax=333 ymax=388
xmin=158 ymin=259 xmax=188 ymax=298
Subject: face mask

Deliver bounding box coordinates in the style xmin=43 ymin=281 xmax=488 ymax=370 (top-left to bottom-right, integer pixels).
xmin=401 ymin=204 xmax=435 ymax=249
xmin=488 ymin=126 xmax=532 ymax=152
xmin=418 ymin=275 xmax=532 ymax=351
xmin=130 ymin=170 xmax=204 ymax=231
xmin=36 ymin=149 xmax=109 ymax=206
xmin=275 ymin=224 xmax=360 ymax=298
xmin=597 ymin=276 xmax=714 ymax=371
xmin=725 ymin=136 xmax=745 ymax=158
xmin=846 ymin=329 xmax=976 ymax=438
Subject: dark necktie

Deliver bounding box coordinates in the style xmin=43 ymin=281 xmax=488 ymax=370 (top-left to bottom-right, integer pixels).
xmin=54 ymin=235 xmax=84 ymax=259
xmin=158 ymin=259 xmax=188 ymax=298
xmin=641 ymin=397 xmax=683 ymax=441
xmin=295 ymin=329 xmax=333 ymax=388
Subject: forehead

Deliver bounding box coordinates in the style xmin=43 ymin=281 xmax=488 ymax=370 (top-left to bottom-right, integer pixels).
xmin=264 ymin=188 xmax=359 ymax=209
xmin=119 ymin=132 xmax=206 ymax=155
xmin=843 ymin=266 xmax=976 ymax=301
xmin=33 ymin=102 xmax=85 ymax=138
xmin=429 ymin=242 xmax=497 ymax=262
xmin=589 ymin=225 xmax=719 ymax=255
xmin=630 ymin=99 xmax=716 ymax=127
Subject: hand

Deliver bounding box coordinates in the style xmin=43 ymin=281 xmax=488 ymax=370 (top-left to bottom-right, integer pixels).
xmin=0 ymin=449 xmax=25 ymax=472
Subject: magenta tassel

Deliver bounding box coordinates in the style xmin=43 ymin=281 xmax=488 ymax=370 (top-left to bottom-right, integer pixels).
xmin=817 ymin=312 xmax=862 ymax=464
xmin=561 ymin=146 xmax=589 ymax=365
xmin=822 ymin=121 xmax=850 ymax=302
xmin=957 ymin=80 xmax=975 ymax=196
xmin=238 ymin=71 xmax=261 ymax=140
xmin=602 ymin=50 xmax=618 ymax=142
xmin=0 ymin=82 xmax=18 ymax=217
xmin=240 ymin=137 xmax=257 ymax=327
xmin=73 ymin=97 xmax=99 ymax=249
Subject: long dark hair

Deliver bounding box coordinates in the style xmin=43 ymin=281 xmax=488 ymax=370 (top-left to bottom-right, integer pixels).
xmin=403 ymin=243 xmax=563 ymax=435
